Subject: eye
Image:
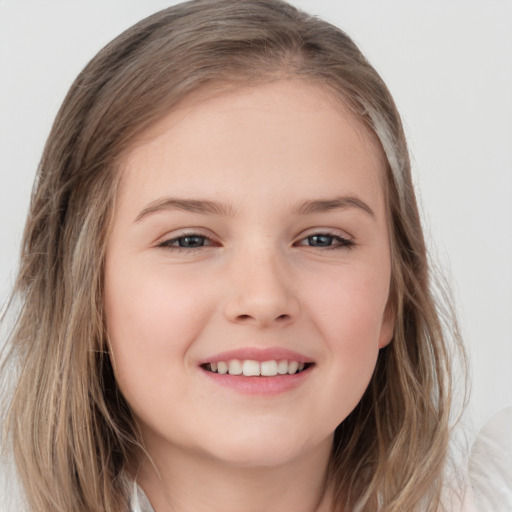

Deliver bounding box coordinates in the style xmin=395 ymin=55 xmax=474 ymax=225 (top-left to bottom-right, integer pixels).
xmin=157 ymin=233 xmax=216 ymax=250
xmin=295 ymin=232 xmax=354 ymax=249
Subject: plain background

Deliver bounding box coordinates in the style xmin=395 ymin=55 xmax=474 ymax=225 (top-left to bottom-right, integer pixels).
xmin=1 ymin=0 xmax=511 ymax=436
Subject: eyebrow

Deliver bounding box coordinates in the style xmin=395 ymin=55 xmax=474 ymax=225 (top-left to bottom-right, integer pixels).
xmin=134 ymin=195 xmax=375 ymax=222
xmin=135 ymin=197 xmax=235 ymax=222
xmin=291 ymin=196 xmax=375 ymax=218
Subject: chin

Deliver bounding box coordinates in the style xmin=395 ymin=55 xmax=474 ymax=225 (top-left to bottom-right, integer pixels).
xmin=201 ymin=424 xmax=334 ymax=469
xmin=210 ymin=443 xmax=306 ymax=469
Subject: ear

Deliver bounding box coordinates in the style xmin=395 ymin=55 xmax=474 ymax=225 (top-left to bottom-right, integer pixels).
xmin=378 ymin=299 xmax=396 ymax=349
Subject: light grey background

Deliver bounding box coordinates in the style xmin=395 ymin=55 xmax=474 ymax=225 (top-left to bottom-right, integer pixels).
xmin=1 ymin=0 xmax=511 ymax=434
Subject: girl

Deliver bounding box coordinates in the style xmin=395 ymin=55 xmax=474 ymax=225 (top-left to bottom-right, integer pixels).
xmin=1 ymin=0 xmax=469 ymax=510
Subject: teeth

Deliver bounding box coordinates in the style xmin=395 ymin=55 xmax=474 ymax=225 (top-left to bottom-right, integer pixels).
xmin=242 ymin=360 xmax=260 ymax=376
xmin=260 ymin=360 xmax=278 ymax=376
xmin=228 ymin=359 xmax=243 ymax=375
xmin=288 ymin=361 xmax=299 ymax=374
xmin=277 ymin=360 xmax=288 ymax=375
xmin=206 ymin=359 xmax=309 ymax=376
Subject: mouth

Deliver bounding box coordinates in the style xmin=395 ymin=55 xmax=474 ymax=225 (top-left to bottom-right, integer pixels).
xmin=198 ymin=347 xmax=315 ymax=394
xmin=200 ymin=359 xmax=314 ymax=376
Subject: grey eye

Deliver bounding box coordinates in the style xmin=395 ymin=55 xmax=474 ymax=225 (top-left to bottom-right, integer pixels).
xmin=175 ymin=235 xmax=208 ymax=248
xmin=158 ymin=234 xmax=213 ymax=249
xmin=306 ymin=234 xmax=335 ymax=247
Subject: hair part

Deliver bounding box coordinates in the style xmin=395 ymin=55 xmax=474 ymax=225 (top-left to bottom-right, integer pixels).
xmin=1 ymin=1 xmax=466 ymax=511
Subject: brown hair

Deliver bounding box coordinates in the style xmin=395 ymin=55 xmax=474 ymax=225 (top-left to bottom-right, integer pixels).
xmin=1 ymin=1 xmax=465 ymax=510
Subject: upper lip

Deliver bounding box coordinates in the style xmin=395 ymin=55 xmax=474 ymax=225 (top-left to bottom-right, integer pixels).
xmin=198 ymin=346 xmax=313 ymax=365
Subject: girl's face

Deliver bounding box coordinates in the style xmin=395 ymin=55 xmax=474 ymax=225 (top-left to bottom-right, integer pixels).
xmin=105 ymin=80 xmax=394 ymax=469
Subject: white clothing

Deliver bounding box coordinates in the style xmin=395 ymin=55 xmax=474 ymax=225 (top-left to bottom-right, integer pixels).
xmin=469 ymin=405 xmax=512 ymax=512
xmin=130 ymin=481 xmax=155 ymax=512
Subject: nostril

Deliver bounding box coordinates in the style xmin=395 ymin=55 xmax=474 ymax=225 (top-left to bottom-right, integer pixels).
xmin=234 ymin=313 xmax=291 ymax=323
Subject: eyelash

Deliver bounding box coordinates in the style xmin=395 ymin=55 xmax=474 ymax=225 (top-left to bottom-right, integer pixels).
xmin=157 ymin=232 xmax=217 ymax=251
xmin=295 ymin=233 xmax=355 ymax=250
xmin=156 ymin=231 xmax=355 ymax=251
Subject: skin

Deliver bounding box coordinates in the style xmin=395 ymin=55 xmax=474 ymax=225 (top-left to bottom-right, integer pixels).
xmin=104 ymin=80 xmax=394 ymax=512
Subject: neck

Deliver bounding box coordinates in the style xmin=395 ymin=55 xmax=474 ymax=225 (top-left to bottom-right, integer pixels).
xmin=136 ymin=437 xmax=334 ymax=512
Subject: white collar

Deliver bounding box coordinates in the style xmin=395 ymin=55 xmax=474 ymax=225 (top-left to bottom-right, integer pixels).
xmin=130 ymin=481 xmax=155 ymax=512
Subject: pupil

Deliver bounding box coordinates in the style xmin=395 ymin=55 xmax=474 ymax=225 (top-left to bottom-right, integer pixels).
xmin=179 ymin=236 xmax=204 ymax=247
xmin=309 ymin=235 xmax=332 ymax=246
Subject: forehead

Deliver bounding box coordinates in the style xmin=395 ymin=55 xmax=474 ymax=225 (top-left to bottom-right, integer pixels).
xmin=124 ymin=79 xmax=385 ymax=164
xmin=117 ymin=79 xmax=388 ymax=215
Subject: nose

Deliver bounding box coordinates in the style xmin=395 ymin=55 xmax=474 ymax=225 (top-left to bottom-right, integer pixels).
xmin=223 ymin=248 xmax=299 ymax=328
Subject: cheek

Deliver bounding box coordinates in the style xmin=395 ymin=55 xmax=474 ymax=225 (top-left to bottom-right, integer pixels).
xmin=303 ymin=266 xmax=389 ymax=403
xmin=307 ymin=268 xmax=390 ymax=345
xmin=104 ymin=264 xmax=212 ymax=387
xmin=103 ymin=264 xmax=221 ymax=427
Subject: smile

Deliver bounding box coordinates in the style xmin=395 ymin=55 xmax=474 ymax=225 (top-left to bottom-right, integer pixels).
xmin=198 ymin=347 xmax=315 ymax=394
xmin=202 ymin=359 xmax=312 ymax=376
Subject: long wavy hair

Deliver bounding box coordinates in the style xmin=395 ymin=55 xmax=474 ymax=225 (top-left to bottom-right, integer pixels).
xmin=1 ymin=1 xmax=465 ymax=510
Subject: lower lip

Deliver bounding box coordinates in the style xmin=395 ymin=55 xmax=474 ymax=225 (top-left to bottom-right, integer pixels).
xmin=200 ymin=366 xmax=313 ymax=396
